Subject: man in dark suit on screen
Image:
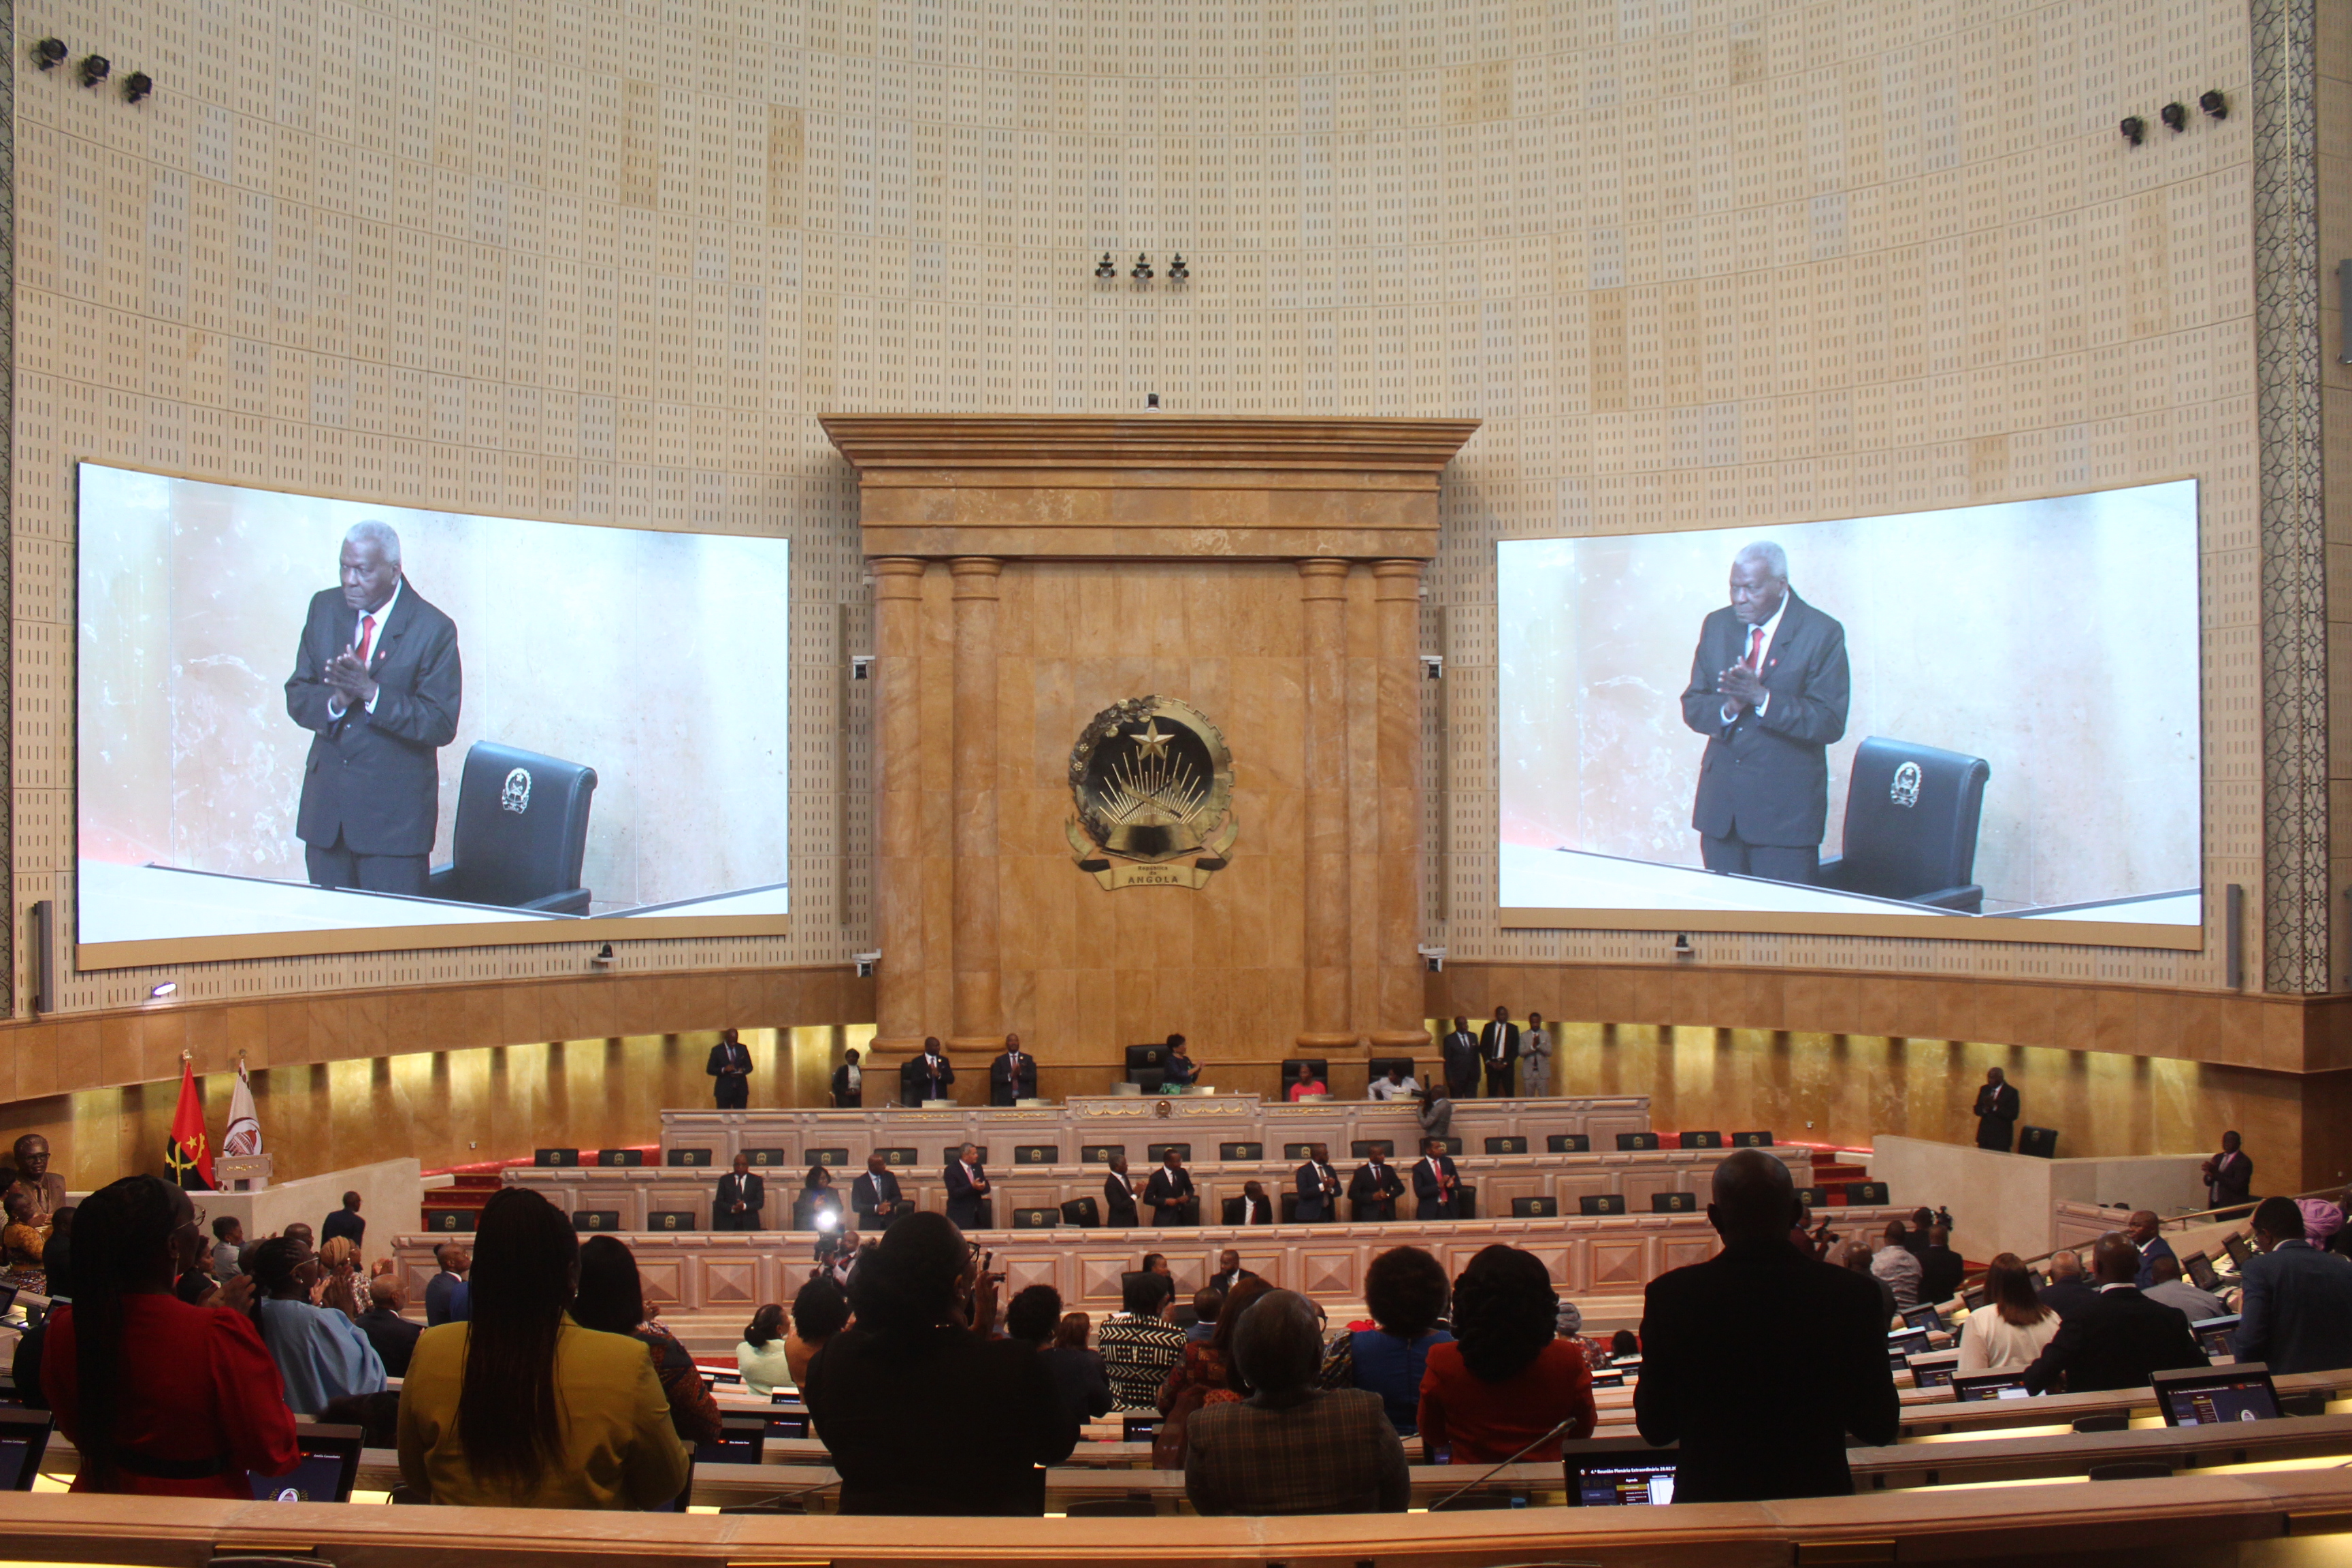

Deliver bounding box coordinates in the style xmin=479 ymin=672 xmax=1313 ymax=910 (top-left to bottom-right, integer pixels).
xmin=706 ymin=1028 xmax=753 ymax=1109
xmin=988 ymin=1034 xmax=1038 ymax=1106
xmin=1973 ymin=1066 xmax=2020 ymax=1152
xmin=714 ymin=1153 xmax=765 ymax=1232
xmin=284 ymin=521 xmax=462 ymax=897
xmin=1680 ymin=541 xmax=1848 ymax=885
xmin=850 ymin=1152 xmax=910 ymax=1226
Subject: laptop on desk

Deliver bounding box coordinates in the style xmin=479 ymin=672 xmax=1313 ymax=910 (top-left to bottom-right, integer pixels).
xmin=1886 ymin=1327 xmax=1933 ymax=1365
xmin=1901 ymin=1303 xmax=1948 ymax=1334
xmin=2181 ymin=1251 xmax=2223 ymax=1292
xmin=0 ymin=1407 xmax=53 ymax=1491
xmin=1563 ymin=1443 xmax=1679 ymax=1507
xmin=2192 ymin=1314 xmax=2241 ymax=1361
xmin=2153 ymin=1362 xmax=2280 ymax=1426
xmin=1951 ymin=1371 xmax=2034 ymax=1403
xmin=1907 ymin=1350 xmax=1961 ymax=1392
xmin=250 ymin=1422 xmax=363 ymax=1503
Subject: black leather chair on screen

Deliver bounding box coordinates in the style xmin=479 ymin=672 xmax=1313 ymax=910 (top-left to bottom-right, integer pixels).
xmin=427 ymin=741 xmax=599 ymax=913
xmin=1813 ymin=736 xmax=1991 ymax=913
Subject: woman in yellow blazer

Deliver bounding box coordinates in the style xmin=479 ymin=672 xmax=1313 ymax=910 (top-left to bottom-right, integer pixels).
xmin=397 ymin=1189 xmax=688 ymax=1509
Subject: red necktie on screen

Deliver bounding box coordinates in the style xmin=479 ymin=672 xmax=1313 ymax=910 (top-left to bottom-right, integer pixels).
xmin=355 ymin=614 xmax=377 ymax=667
xmin=1744 ymin=626 xmax=1764 ymax=671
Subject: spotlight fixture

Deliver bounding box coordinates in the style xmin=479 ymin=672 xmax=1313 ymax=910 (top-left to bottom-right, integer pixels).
xmin=31 ymin=37 xmax=67 ymax=69
xmin=78 ymin=53 xmax=110 ymax=87
xmin=1169 ymin=253 xmax=1189 ymax=282
xmin=2200 ymin=89 xmax=2229 ymax=119
xmin=590 ymin=942 xmax=616 ymax=968
xmin=2160 ymin=101 xmax=2187 ymax=132
xmin=1094 ymin=252 xmax=1116 ymax=279
xmin=149 ymin=981 xmax=178 ymax=1000
xmin=123 ymin=71 xmax=153 ymax=103
xmin=2119 ymin=115 xmax=2146 ymax=146
xmin=1145 ymin=392 xmax=1162 ymax=411
xmin=1131 ymin=252 xmax=1154 ymax=281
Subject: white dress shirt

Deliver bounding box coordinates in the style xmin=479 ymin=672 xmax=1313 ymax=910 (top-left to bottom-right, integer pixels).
xmin=1722 ymin=593 xmax=1786 ymax=723
xmin=326 ymin=576 xmax=403 ymax=720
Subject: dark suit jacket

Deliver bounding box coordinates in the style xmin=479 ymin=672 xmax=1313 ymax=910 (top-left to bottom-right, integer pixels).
xmin=321 ymin=1209 xmax=365 ymax=1248
xmin=803 ymin=1326 xmax=1080 ymax=1514
xmin=715 ymin=1171 xmax=766 ymax=1219
xmin=284 ymin=582 xmax=463 ymax=857
xmin=424 ymin=1272 xmax=470 ymax=1328
xmin=2134 ymin=1235 xmax=2178 ymax=1289
xmin=1477 ymin=1021 xmax=1520 ymax=1066
xmin=1143 ymin=1167 xmax=1195 ymax=1213
xmin=945 ymin=1161 xmax=990 ymax=1226
xmin=706 ymin=1041 xmax=751 ymax=1081
xmin=2234 ymin=1240 xmax=2352 ymax=1373
xmin=1104 ymin=1173 xmax=1140 ymax=1226
xmin=1635 ymin=1237 xmax=1900 ymax=1502
xmin=830 ymin=1064 xmax=862 ymax=1107
xmin=1680 ymin=591 xmax=1850 ymax=848
xmin=2206 ymin=1150 xmax=2255 ymax=1209
xmin=1440 ymin=1031 xmax=1480 ymax=1089
xmin=1232 ymin=1198 xmax=1273 ymax=1226
xmin=356 ymin=1305 xmax=423 ymax=1379
xmin=2038 ymin=1277 xmax=2102 ymax=1322
xmin=1294 ymin=1161 xmax=1342 ymax=1222
xmin=1918 ymin=1245 xmax=1964 ymax=1306
xmin=989 ymin=1052 xmax=1038 ymax=1106
xmin=1974 ymin=1082 xmax=2021 ymax=1147
xmin=903 ymin=1056 xmax=955 ymax=1102
xmin=1411 ymin=1155 xmax=1461 ymax=1217
xmin=1349 ymin=1162 xmax=1404 ymax=1210
xmin=2021 ymin=1285 xmax=2204 ymax=1394
xmin=849 ymin=1169 xmax=902 ymax=1220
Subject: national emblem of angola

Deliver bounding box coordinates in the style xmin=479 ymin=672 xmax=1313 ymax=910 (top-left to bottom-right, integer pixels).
xmin=1065 ymin=696 xmax=1239 ymax=889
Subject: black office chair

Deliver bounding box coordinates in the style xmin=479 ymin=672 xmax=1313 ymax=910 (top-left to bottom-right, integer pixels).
xmin=1124 ymin=1044 xmax=1167 ymax=1085
xmin=427 ymin=741 xmax=598 ymax=913
xmin=1280 ymin=1058 xmax=1329 ymax=1095
xmin=1814 ymin=736 xmax=1992 ymax=912
xmin=1060 ymin=1196 xmax=1102 ymax=1228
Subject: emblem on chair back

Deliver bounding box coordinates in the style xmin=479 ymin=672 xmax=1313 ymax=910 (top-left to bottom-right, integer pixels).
xmin=501 ymin=766 xmax=534 ymax=813
xmin=1889 ymin=760 xmax=1921 ymax=808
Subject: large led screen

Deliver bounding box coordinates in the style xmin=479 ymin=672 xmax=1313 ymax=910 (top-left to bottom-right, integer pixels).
xmin=76 ymin=464 xmax=789 ymax=961
xmin=1497 ymin=481 xmax=2202 ymax=943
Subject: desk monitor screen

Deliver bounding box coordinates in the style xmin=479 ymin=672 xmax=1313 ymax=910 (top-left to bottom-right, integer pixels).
xmin=0 ymin=1284 xmax=18 ymax=1318
xmin=1492 ymin=480 xmax=2203 ymax=947
xmin=1122 ymin=1416 xmax=1160 ymax=1443
xmin=250 ymin=1425 xmax=362 ymax=1503
xmin=1952 ymin=1371 xmax=2034 ymax=1403
xmin=1901 ymin=1304 xmax=1946 ymax=1333
xmin=73 ymin=463 xmax=793 ymax=966
xmin=2223 ymin=1233 xmax=2254 ymax=1269
xmin=2183 ymin=1251 xmax=2222 ymax=1292
xmin=2154 ymin=1364 xmax=2280 ymax=1426
xmin=1886 ymin=1328 xmax=1932 ymax=1362
xmin=2193 ymin=1314 xmax=2242 ymax=1360
xmin=1911 ymin=1361 xmax=1959 ymax=1391
xmin=695 ymin=1422 xmax=766 ymax=1465
xmin=1569 ymin=1459 xmax=1678 ymax=1507
xmin=0 ymin=1410 xmax=52 ymax=1491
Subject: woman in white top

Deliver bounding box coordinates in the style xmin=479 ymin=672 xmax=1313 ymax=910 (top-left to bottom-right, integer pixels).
xmin=1519 ymin=1013 xmax=1554 ymax=1098
xmin=736 ymin=1303 xmax=794 ymax=1396
xmin=1955 ymin=1253 xmax=2061 ymax=1372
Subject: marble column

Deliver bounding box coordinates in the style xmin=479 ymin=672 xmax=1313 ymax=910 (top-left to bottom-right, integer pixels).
xmin=870 ymin=558 xmax=928 ymax=1047
xmin=950 ymin=557 xmax=1003 ymax=1044
xmin=1370 ymin=560 xmax=1429 ymax=1048
xmin=1298 ymin=559 xmax=1356 ymax=1050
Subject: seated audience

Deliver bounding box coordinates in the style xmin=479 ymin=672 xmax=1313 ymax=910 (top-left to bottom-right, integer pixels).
xmin=1007 ymin=1288 xmax=1113 ymax=1428
xmin=1607 ymin=1329 xmax=1641 ymax=1363
xmin=169 ymin=1222 xmax=213 ymax=1301
xmin=2127 ymin=1210 xmax=2178 ymax=1288
xmin=1287 ymin=1068 xmax=1328 ymax=1101
xmin=2021 ymin=1233 xmax=2205 ymax=1394
xmin=1869 ymin=1222 xmax=1924 ymax=1309
xmin=1186 ymin=1286 xmax=1223 ymax=1344
xmin=802 ymin=1211 xmax=1079 ymax=1514
xmin=40 ymin=1175 xmax=300 ymax=1497
xmin=1367 ymin=1063 xmax=1419 ymax=1101
xmin=2038 ymin=1249 xmax=2100 ymax=1320
xmin=1416 ymin=1245 xmax=1594 ymax=1464
xmin=1186 ymin=1290 xmax=1409 ymax=1515
xmin=1838 ymin=1239 xmax=1897 ymax=1325
xmin=425 ymin=1243 xmax=472 ymax=1326
xmin=397 ymin=1187 xmax=689 ymax=1509
xmin=1158 ymin=1277 xmax=1272 ymax=1456
xmin=1100 ymin=1268 xmax=1186 ymax=1409
xmin=357 ymin=1275 xmax=423 ymax=1379
xmin=2141 ymin=1252 xmax=2227 ymax=1325
xmin=316 ymin=1234 xmax=367 ymax=1320
xmin=1918 ymin=1225 xmax=1964 ymax=1304
xmin=1320 ymin=1245 xmax=1454 ymax=1436
xmin=737 ymin=1303 xmax=794 ymax=1396
xmin=248 ymin=1237 xmax=387 ymax=1413
xmin=1635 ymin=1149 xmax=1899 ymax=1501
xmin=787 ymin=1274 xmax=851 ymax=1387
xmin=1955 ymin=1254 xmax=2060 ymax=1372
xmin=570 ymin=1235 xmax=723 ymax=1447
xmin=2235 ymin=1194 xmax=2352 ymax=1373
xmin=2 ymin=1188 xmax=46 ymax=1266
xmin=209 ymin=1216 xmax=244 ymax=1282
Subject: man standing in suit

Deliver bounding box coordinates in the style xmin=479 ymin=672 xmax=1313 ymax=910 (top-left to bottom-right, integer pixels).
xmin=1972 ymin=1067 xmax=2020 ymax=1152
xmin=1349 ymin=1150 xmax=1405 ymax=1220
xmin=715 ymin=1152 xmax=766 ymax=1231
xmin=1145 ymin=1149 xmax=1196 ymax=1225
xmin=1411 ymin=1138 xmax=1462 ymax=1220
xmin=1678 ymin=541 xmax=1849 ymax=885
xmin=284 ymin=521 xmax=463 ymax=896
xmin=830 ymin=1047 xmax=864 ymax=1109
xmin=1440 ymin=1017 xmax=1480 ymax=1099
xmin=321 ymin=1192 xmax=365 ymax=1249
xmin=1294 ymin=1145 xmax=1342 ymax=1222
xmin=424 ymin=1243 xmax=471 ymax=1326
xmin=903 ymin=1038 xmax=955 ymax=1103
xmin=945 ymin=1141 xmax=991 ymax=1228
xmin=1103 ymin=1154 xmax=1141 ymax=1227
xmin=989 ymin=1034 xmax=1039 ymax=1107
xmin=2234 ymin=1196 xmax=2352 ymax=1373
xmin=1477 ymin=1007 xmax=1520 ymax=1098
xmin=706 ymin=1028 xmax=753 ymax=1109
xmin=1635 ymin=1149 xmax=1899 ymax=1501
xmin=2022 ymin=1233 xmax=2205 ymax=1394
xmin=850 ymin=1152 xmax=909 ymax=1226
xmin=2202 ymin=1130 xmax=2255 ymax=1214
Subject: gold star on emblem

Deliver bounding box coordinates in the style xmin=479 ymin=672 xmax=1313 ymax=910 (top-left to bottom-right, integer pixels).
xmin=1131 ymin=719 xmax=1172 ymax=760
